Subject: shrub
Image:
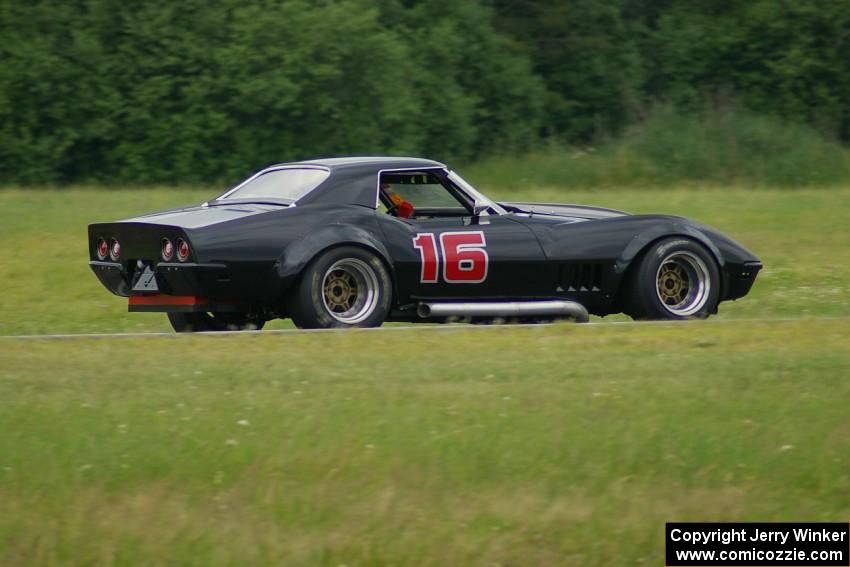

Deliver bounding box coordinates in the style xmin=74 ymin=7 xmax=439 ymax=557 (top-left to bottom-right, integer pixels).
xmin=463 ymin=106 xmax=850 ymax=190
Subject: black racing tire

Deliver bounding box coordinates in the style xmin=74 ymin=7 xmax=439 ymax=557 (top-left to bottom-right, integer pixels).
xmin=287 ymin=246 xmax=392 ymax=329
xmin=167 ymin=312 xmax=266 ymax=332
xmin=624 ymin=237 xmax=720 ymax=320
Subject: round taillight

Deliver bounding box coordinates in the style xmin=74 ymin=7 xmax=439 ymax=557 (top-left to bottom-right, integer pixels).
xmin=96 ymin=237 xmax=108 ymax=260
xmin=176 ymin=238 xmax=190 ymax=262
xmin=161 ymin=238 xmax=174 ymax=261
xmin=109 ymin=238 xmax=121 ymax=261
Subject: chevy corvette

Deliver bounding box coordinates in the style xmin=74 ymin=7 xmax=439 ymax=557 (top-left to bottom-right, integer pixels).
xmin=89 ymin=157 xmax=762 ymax=331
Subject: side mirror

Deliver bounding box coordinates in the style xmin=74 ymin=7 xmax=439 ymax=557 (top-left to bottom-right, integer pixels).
xmin=473 ymin=202 xmax=488 ymax=216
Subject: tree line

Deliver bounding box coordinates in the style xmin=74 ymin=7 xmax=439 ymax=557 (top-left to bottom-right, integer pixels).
xmin=1 ymin=0 xmax=848 ymax=184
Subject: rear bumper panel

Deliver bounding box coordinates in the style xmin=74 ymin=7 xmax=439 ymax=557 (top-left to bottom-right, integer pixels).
xmin=89 ymin=260 xmax=249 ymax=310
xmin=90 ymin=261 xmax=230 ymax=296
xmin=90 ymin=261 xmax=131 ymax=296
xmin=156 ymin=262 xmax=231 ymax=296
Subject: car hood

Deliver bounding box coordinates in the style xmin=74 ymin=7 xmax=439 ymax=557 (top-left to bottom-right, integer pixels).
xmin=500 ymin=202 xmax=628 ymax=220
xmin=121 ymin=203 xmax=286 ymax=229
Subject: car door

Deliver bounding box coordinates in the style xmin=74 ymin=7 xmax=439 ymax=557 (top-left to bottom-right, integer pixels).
xmin=373 ymin=170 xmax=551 ymax=302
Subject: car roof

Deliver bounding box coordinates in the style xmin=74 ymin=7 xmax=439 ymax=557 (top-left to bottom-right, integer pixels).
xmin=282 ymin=156 xmax=445 ymax=171
xmin=253 ymin=156 xmax=448 ymax=209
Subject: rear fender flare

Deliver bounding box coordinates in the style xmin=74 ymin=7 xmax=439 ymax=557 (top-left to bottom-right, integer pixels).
xmin=275 ymin=225 xmax=395 ymax=294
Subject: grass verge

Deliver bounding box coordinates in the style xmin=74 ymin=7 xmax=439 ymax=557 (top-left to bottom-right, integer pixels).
xmin=1 ymin=319 xmax=848 ymax=565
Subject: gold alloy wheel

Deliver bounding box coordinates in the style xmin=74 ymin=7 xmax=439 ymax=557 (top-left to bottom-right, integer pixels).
xmin=655 ymin=251 xmax=711 ymax=316
xmin=321 ymin=258 xmax=380 ymax=324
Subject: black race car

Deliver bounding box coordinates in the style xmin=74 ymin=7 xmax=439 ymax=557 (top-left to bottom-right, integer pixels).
xmin=89 ymin=157 xmax=762 ymax=331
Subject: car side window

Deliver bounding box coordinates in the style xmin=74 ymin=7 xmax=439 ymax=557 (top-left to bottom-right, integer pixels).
xmin=379 ymin=171 xmax=469 ymax=219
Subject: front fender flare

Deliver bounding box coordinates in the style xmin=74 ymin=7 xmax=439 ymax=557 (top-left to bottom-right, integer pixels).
xmin=274 ymin=225 xmax=394 ymax=292
xmin=615 ymin=221 xmax=724 ymax=275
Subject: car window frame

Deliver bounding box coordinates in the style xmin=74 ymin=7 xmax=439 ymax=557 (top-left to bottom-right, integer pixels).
xmin=446 ymin=170 xmax=507 ymax=216
xmin=374 ymin=167 xmax=487 ymax=216
xmin=214 ymin=165 xmax=331 ymax=205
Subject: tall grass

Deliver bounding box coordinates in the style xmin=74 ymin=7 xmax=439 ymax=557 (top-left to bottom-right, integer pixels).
xmin=463 ymin=107 xmax=850 ymax=190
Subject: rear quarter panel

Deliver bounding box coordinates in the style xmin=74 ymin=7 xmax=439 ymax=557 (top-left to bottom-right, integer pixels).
xmin=190 ymin=204 xmax=387 ymax=301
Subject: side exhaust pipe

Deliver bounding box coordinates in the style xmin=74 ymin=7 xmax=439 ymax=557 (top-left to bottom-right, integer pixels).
xmin=417 ymin=300 xmax=589 ymax=323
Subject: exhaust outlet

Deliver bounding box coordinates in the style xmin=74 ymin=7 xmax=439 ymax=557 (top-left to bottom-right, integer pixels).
xmin=417 ymin=300 xmax=589 ymax=322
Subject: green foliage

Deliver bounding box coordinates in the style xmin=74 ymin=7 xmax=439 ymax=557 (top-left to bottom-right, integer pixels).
xmin=466 ymin=107 xmax=850 ymax=189
xmin=492 ymin=0 xmax=643 ymax=140
xmin=488 ymin=0 xmax=850 ymax=150
xmin=2 ymin=0 xmax=850 ymax=185
xmin=645 ymin=1 xmax=850 ymax=139
xmin=0 ymin=0 xmax=543 ymax=184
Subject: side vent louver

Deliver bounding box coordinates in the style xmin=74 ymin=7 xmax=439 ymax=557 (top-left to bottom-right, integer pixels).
xmin=559 ymin=263 xmax=603 ymax=292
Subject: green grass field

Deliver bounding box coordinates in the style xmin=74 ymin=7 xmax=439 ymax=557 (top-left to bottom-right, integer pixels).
xmin=2 ymin=321 xmax=849 ymax=565
xmin=1 ymin=186 xmax=848 ymax=565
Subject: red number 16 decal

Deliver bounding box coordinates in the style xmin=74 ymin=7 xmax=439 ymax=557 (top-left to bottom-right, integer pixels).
xmin=412 ymin=231 xmax=489 ymax=283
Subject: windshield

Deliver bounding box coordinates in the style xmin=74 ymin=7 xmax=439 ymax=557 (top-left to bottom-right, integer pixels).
xmin=447 ymin=170 xmax=507 ymax=215
xmin=217 ymin=167 xmax=329 ymax=203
